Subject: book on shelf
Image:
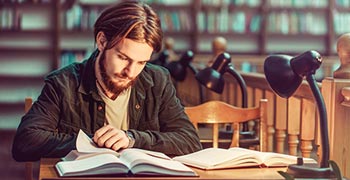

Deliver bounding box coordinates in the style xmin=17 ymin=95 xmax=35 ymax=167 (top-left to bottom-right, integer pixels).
xmin=172 ymin=147 xmax=317 ymax=170
xmin=55 ymin=130 xmax=197 ymax=177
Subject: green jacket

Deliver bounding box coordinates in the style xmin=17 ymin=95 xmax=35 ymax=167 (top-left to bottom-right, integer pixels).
xmin=12 ymin=50 xmax=202 ymax=162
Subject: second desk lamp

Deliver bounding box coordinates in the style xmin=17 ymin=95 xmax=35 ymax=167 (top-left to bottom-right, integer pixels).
xmin=195 ymin=53 xmax=255 ymax=143
xmin=166 ymin=50 xmax=203 ymax=103
xmin=264 ymin=50 xmax=338 ymax=178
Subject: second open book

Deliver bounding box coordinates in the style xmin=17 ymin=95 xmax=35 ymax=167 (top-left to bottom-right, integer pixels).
xmin=173 ymin=147 xmax=317 ymax=170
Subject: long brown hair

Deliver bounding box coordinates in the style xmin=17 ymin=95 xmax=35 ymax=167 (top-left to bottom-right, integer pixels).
xmin=94 ymin=0 xmax=163 ymax=52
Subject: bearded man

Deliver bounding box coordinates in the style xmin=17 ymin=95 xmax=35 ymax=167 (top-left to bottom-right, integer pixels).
xmin=12 ymin=1 xmax=202 ymax=162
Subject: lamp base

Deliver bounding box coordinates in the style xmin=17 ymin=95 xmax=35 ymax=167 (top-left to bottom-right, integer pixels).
xmin=285 ymin=158 xmax=335 ymax=178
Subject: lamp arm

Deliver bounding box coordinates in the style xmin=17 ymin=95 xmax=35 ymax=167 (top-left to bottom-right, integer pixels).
xmin=188 ymin=64 xmax=203 ymax=103
xmin=306 ymin=74 xmax=329 ymax=168
xmin=188 ymin=64 xmax=198 ymax=74
xmin=227 ymin=65 xmax=248 ymax=108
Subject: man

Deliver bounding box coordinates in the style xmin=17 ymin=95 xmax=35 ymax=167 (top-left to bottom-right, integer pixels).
xmin=12 ymin=1 xmax=202 ymax=162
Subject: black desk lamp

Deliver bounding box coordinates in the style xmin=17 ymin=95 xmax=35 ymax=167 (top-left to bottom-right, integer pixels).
xmin=195 ymin=52 xmax=249 ymax=132
xmin=166 ymin=50 xmax=203 ymax=103
xmin=166 ymin=50 xmax=195 ymax=81
xmin=264 ymin=50 xmax=336 ymax=178
xmin=151 ymin=50 xmax=169 ymax=67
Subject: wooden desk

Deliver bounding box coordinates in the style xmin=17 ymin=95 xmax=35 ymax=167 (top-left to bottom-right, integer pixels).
xmin=39 ymin=158 xmax=286 ymax=180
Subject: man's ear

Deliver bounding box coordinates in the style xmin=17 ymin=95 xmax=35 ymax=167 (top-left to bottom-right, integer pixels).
xmin=96 ymin=31 xmax=107 ymax=51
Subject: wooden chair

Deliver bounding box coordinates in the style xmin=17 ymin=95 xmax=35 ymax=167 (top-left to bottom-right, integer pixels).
xmin=24 ymin=97 xmax=33 ymax=180
xmin=185 ymin=99 xmax=268 ymax=152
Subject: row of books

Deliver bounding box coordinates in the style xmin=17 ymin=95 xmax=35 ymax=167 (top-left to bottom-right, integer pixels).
xmin=0 ymin=8 xmax=20 ymax=30
xmin=61 ymin=4 xmax=102 ymax=31
xmin=267 ymin=0 xmax=328 ymax=7
xmin=158 ymin=11 xmax=193 ymax=32
xmin=201 ymin=0 xmax=261 ymax=6
xmin=62 ymin=4 xmax=194 ymax=33
xmin=141 ymin=0 xmax=344 ymax=8
xmin=333 ymin=12 xmax=350 ymax=34
xmin=144 ymin=0 xmax=191 ymax=5
xmin=197 ymin=11 xmax=261 ymax=33
xmin=335 ymin=0 xmax=350 ymax=7
xmin=267 ymin=12 xmax=327 ymax=35
xmin=60 ymin=51 xmax=87 ymax=68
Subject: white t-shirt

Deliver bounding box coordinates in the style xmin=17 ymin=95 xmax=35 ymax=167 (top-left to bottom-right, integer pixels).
xmin=96 ymin=82 xmax=131 ymax=130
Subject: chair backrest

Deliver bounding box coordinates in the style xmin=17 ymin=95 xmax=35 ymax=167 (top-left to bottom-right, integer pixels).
xmin=24 ymin=97 xmax=33 ymax=180
xmin=185 ymin=99 xmax=267 ymax=151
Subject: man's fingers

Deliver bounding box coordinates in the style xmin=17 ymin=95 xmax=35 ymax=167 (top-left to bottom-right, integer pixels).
xmin=111 ymin=134 xmax=129 ymax=151
xmin=93 ymin=125 xmax=114 ymax=147
xmin=93 ymin=125 xmax=128 ymax=151
xmin=93 ymin=125 xmax=111 ymax=144
xmin=104 ymin=131 xmax=124 ymax=149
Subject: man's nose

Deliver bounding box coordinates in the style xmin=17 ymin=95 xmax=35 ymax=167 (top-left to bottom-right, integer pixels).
xmin=124 ymin=63 xmax=137 ymax=78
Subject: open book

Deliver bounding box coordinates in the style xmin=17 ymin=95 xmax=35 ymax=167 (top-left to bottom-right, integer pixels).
xmin=173 ymin=147 xmax=317 ymax=170
xmin=55 ymin=130 xmax=197 ymax=177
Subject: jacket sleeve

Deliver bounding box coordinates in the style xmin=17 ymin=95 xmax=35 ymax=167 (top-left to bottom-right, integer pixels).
xmin=12 ymin=79 xmax=77 ymax=162
xmin=131 ymin=72 xmax=203 ymax=155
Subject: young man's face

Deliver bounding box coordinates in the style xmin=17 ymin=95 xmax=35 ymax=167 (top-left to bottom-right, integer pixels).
xmin=99 ymin=38 xmax=153 ymax=94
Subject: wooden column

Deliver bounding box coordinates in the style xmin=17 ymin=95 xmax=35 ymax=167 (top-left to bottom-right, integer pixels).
xmin=287 ymin=97 xmax=301 ymax=156
xmin=275 ymin=96 xmax=287 ymax=154
xmin=321 ymin=33 xmax=350 ymax=177
xmin=265 ymin=91 xmax=275 ymax=152
xmin=322 ymin=78 xmax=350 ymax=177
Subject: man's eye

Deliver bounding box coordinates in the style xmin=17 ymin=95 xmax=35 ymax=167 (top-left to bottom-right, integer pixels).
xmin=118 ymin=54 xmax=128 ymax=60
xmin=139 ymin=61 xmax=147 ymax=65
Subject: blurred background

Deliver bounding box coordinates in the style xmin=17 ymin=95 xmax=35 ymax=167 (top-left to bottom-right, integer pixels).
xmin=1 ymin=0 xmax=349 ymax=179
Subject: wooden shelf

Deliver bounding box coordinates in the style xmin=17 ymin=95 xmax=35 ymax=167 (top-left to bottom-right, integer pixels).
xmin=266 ymin=33 xmax=327 ymax=38
xmin=0 ymin=101 xmax=24 ymax=109
xmin=199 ymin=32 xmax=260 ymax=37
xmin=60 ymin=30 xmax=93 ymax=36
xmin=0 ymin=74 xmax=44 ymax=82
xmin=0 ymin=47 xmax=52 ymax=53
xmin=0 ymin=29 xmax=52 ymax=34
xmin=151 ymin=4 xmax=190 ymax=10
xmin=0 ymin=1 xmax=53 ymax=8
xmin=266 ymin=6 xmax=327 ymax=12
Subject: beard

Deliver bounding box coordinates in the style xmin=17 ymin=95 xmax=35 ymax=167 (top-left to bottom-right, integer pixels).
xmin=98 ymin=49 xmax=137 ymax=95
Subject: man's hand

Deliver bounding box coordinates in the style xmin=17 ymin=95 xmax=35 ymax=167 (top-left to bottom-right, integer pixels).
xmin=93 ymin=125 xmax=129 ymax=151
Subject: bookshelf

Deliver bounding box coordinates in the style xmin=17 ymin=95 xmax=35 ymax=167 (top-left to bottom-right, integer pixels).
xmin=0 ymin=0 xmax=349 ymax=129
xmin=0 ymin=0 xmax=59 ymax=129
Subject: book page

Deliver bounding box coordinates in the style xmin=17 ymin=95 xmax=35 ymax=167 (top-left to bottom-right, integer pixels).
xmin=258 ymin=152 xmax=317 ymax=167
xmin=56 ymin=154 xmax=128 ymax=176
xmin=229 ymin=147 xmax=317 ymax=167
xmin=119 ymin=149 xmax=196 ymax=176
xmin=62 ymin=150 xmax=92 ymax=161
xmin=125 ymin=148 xmax=171 ymax=160
xmin=173 ymin=147 xmax=261 ymax=170
xmin=76 ymin=129 xmax=118 ymax=154
xmin=64 ymin=130 xmax=173 ymax=162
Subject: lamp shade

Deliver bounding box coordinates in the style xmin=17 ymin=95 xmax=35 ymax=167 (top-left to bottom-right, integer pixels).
xmin=264 ymin=50 xmax=322 ymax=98
xmin=195 ymin=53 xmax=231 ymax=93
xmin=166 ymin=50 xmax=194 ymax=81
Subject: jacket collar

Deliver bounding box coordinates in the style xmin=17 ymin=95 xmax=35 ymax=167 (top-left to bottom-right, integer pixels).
xmin=78 ymin=49 xmax=99 ymax=98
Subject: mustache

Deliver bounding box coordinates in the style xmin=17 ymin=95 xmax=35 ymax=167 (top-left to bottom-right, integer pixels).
xmin=113 ymin=72 xmax=133 ymax=80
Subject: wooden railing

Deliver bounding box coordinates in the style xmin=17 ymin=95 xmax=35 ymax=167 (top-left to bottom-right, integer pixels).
xmin=177 ymin=70 xmax=319 ymax=156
